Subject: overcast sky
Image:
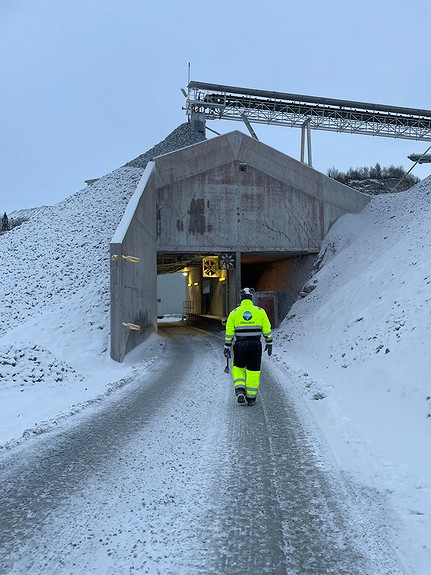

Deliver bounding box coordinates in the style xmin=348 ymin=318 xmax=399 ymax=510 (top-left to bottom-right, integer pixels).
xmin=1 ymin=0 xmax=430 ymax=214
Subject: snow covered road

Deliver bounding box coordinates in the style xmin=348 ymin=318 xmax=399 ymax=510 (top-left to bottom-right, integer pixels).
xmin=0 ymin=323 xmax=404 ymax=574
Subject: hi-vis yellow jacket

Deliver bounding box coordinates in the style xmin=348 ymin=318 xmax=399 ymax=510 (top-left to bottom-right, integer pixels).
xmin=224 ymin=299 xmax=272 ymax=347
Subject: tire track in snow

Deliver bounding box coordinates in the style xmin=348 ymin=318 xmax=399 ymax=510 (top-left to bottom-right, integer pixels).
xmin=199 ymin=358 xmax=404 ymax=574
xmin=0 ymin=325 xmax=227 ymax=574
xmin=0 ymin=325 xmax=404 ymax=574
xmin=264 ymin=364 xmax=405 ymax=574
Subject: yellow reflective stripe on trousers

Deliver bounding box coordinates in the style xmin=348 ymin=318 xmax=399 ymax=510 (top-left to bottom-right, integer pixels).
xmin=245 ymin=370 xmax=260 ymax=397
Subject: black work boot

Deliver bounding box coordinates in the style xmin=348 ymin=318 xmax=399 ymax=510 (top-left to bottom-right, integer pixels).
xmin=235 ymin=387 xmax=246 ymax=404
xmin=246 ymin=397 xmax=256 ymax=406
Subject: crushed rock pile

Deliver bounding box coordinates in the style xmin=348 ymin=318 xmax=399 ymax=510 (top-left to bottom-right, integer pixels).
xmin=0 ymin=123 xmax=206 ymax=387
xmin=0 ymin=344 xmax=83 ymax=388
xmin=124 ymin=123 xmax=205 ymax=169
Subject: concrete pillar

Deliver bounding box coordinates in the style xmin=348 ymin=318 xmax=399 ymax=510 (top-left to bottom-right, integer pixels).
xmin=300 ymin=119 xmax=312 ymax=167
xmin=226 ymin=251 xmax=241 ymax=312
xmin=190 ymin=111 xmax=206 ymax=134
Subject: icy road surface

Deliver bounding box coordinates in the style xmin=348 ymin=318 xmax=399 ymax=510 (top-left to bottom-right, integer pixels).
xmin=0 ymin=324 xmax=403 ymax=574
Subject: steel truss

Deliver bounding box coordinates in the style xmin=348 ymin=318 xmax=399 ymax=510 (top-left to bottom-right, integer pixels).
xmin=186 ymin=81 xmax=431 ymax=141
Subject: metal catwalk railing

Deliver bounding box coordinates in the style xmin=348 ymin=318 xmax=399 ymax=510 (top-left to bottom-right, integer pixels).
xmin=186 ymin=81 xmax=431 ymax=141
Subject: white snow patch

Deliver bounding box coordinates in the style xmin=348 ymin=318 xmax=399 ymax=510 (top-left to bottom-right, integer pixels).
xmin=276 ymin=175 xmax=431 ymax=573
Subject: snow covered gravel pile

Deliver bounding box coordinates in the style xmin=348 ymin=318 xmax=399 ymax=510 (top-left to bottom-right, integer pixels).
xmin=0 ymin=123 xmax=205 ymax=390
xmin=276 ymin=175 xmax=431 ymax=572
xmin=0 ymin=343 xmax=83 ymax=387
xmin=124 ymin=122 xmax=206 ymax=169
xmin=0 ymin=167 xmax=142 ymax=336
xmin=279 ymin=175 xmax=431 ymax=417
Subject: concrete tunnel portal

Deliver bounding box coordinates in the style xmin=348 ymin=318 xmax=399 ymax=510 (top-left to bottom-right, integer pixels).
xmin=156 ymin=250 xmax=317 ymax=329
xmin=110 ymin=130 xmax=369 ymax=363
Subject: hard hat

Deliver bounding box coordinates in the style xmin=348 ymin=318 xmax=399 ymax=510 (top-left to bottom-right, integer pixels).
xmin=240 ymin=287 xmax=255 ymax=300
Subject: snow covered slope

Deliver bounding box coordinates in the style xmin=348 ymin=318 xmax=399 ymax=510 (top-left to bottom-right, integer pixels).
xmin=1 ymin=122 xmax=430 ymax=571
xmin=8 ymin=205 xmax=50 ymax=222
xmin=0 ymin=123 xmax=204 ymax=393
xmin=276 ymin=175 xmax=431 ymax=572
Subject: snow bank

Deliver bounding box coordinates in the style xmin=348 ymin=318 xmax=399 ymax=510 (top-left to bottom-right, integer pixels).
xmin=0 ymin=123 xmax=205 ymax=442
xmin=0 ymin=343 xmax=83 ymax=387
xmin=277 ymin=175 xmax=431 ymax=572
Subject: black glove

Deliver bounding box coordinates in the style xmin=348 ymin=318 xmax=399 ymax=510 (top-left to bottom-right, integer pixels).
xmin=224 ymin=346 xmax=231 ymax=358
xmin=265 ymin=343 xmax=273 ymax=356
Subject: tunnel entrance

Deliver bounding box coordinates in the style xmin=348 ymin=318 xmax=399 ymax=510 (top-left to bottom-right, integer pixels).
xmin=241 ymin=252 xmax=317 ymax=327
xmin=157 ymin=250 xmax=317 ymax=331
xmin=157 ymin=251 xmax=229 ymax=330
xmin=110 ymin=131 xmax=369 ymax=362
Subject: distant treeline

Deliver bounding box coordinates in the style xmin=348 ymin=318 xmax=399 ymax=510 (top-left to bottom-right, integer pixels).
xmin=0 ymin=212 xmax=28 ymax=234
xmin=327 ymin=163 xmax=420 ymax=186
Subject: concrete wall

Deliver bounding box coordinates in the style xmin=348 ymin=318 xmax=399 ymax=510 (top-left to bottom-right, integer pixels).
xmin=210 ymin=276 xmax=227 ymax=316
xmin=155 ymin=132 xmax=369 ymax=254
xmin=255 ymin=255 xmax=317 ymax=321
xmin=110 ymin=131 xmax=370 ymax=362
xmin=110 ymin=163 xmax=157 ymax=362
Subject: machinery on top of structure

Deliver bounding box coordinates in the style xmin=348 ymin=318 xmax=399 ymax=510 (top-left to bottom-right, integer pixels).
xmin=408 ymin=153 xmax=431 ymax=164
xmin=184 ymin=81 xmax=431 ymax=166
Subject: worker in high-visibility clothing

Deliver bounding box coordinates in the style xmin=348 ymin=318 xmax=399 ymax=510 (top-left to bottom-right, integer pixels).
xmin=224 ymin=287 xmax=273 ymax=405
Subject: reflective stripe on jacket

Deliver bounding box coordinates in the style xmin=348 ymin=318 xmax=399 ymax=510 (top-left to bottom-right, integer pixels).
xmin=224 ymin=299 xmax=272 ymax=347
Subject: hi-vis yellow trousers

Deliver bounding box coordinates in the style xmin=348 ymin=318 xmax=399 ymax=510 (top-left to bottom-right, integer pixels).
xmin=232 ymin=365 xmax=260 ymax=399
xmin=232 ymin=339 xmax=262 ymax=399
